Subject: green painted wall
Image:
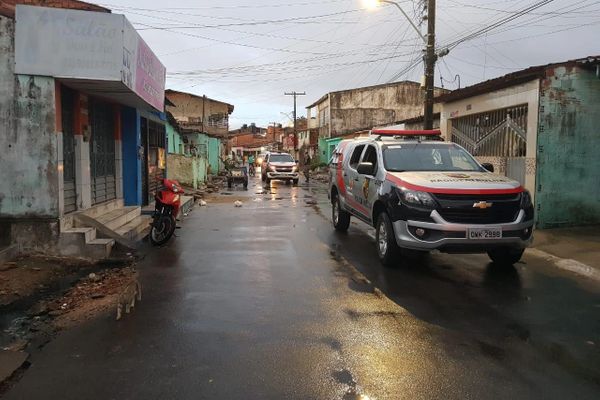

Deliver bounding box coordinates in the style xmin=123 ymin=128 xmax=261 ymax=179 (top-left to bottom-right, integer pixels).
xmin=208 ymin=137 xmax=220 ymax=174
xmin=167 ymin=122 xmax=182 ymax=154
xmin=536 ymin=65 xmax=600 ymax=228
xmin=319 ymin=137 xmax=342 ymax=165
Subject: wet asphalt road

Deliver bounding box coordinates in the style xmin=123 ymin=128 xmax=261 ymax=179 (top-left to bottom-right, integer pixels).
xmin=4 ymin=178 xmax=600 ymax=399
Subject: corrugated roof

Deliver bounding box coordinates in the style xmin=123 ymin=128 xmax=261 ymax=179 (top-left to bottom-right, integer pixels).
xmin=435 ymin=55 xmax=600 ymax=103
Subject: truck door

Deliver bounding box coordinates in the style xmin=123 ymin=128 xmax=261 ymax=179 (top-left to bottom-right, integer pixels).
xmin=354 ymin=144 xmax=379 ymax=223
xmin=345 ymin=144 xmax=368 ymax=217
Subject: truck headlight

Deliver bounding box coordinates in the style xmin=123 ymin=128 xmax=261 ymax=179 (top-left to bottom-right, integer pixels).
xmin=520 ymin=190 xmax=532 ymax=208
xmin=269 ymin=165 xmax=277 ymax=172
xmin=398 ymin=188 xmax=436 ymax=208
xmin=292 ymin=166 xmax=298 ymax=172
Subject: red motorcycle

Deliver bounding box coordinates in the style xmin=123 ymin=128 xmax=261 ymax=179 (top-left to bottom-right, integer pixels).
xmin=150 ymin=178 xmax=183 ymax=246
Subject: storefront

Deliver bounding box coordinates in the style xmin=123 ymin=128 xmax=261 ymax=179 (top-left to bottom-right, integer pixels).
xmin=1 ymin=4 xmax=166 ymax=251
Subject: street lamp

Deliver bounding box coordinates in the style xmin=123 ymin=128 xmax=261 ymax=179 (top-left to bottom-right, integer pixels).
xmin=363 ymin=0 xmax=439 ymax=130
xmin=363 ymin=0 xmax=426 ymax=44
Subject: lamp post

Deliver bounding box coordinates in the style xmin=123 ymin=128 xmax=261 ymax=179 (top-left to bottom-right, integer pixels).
xmin=365 ymin=0 xmax=438 ymax=130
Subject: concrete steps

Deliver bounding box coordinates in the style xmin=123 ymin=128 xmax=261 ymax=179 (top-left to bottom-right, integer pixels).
xmin=94 ymin=206 xmax=140 ymax=231
xmin=59 ymin=200 xmax=151 ymax=260
xmin=115 ymin=215 xmax=152 ymax=242
xmin=58 ymin=228 xmax=115 ymax=259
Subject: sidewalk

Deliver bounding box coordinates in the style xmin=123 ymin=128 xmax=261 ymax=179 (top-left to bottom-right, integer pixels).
xmin=529 ymin=225 xmax=600 ymax=280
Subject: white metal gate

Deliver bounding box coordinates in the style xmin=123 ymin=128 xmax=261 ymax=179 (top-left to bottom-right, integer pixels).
xmin=451 ymin=105 xmax=528 ymax=157
xmin=506 ymin=157 xmax=526 ymax=186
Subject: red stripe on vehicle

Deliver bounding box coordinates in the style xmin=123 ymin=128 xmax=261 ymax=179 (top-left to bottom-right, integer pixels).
xmin=336 ymin=142 xmax=349 ymax=196
xmin=345 ymin=196 xmax=370 ymax=216
xmin=385 ymin=173 xmax=524 ymax=195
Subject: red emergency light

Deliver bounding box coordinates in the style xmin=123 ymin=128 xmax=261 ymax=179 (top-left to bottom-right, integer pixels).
xmin=370 ymin=129 xmax=442 ymax=136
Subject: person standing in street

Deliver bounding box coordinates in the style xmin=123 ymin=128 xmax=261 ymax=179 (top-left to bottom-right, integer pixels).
xmin=303 ymin=153 xmax=311 ymax=183
xmin=248 ymin=154 xmax=255 ymax=176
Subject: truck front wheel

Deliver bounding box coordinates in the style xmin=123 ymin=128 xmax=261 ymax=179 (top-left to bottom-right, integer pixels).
xmin=487 ymin=248 xmax=525 ymax=266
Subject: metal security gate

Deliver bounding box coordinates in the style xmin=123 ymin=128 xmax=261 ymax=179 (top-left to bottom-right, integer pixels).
xmin=90 ymin=100 xmax=116 ymax=205
xmin=141 ymin=117 xmax=166 ymax=206
xmin=61 ymin=87 xmax=77 ymax=213
xmin=451 ymin=105 xmax=528 ymax=157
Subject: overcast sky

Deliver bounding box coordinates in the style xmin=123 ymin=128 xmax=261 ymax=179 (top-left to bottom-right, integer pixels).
xmin=100 ymin=0 xmax=599 ymax=129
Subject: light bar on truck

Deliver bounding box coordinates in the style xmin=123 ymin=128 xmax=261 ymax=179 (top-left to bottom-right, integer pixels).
xmin=370 ymin=129 xmax=442 ymax=136
xmin=370 ymin=129 xmax=443 ymax=141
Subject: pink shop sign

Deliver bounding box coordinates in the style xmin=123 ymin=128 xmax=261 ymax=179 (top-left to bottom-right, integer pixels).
xmin=135 ymin=39 xmax=166 ymax=111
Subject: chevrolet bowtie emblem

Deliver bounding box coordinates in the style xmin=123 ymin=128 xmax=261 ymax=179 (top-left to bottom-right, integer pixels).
xmin=473 ymin=201 xmax=493 ymax=209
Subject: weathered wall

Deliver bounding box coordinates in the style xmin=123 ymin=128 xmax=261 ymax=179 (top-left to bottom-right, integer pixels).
xmin=167 ymin=153 xmax=207 ymax=189
xmin=167 ymin=153 xmax=194 ymax=187
xmin=439 ymin=79 xmax=540 ymax=194
xmin=329 ymin=82 xmax=445 ymax=137
xmin=0 ymin=16 xmax=58 ymax=220
xmin=0 ymin=15 xmax=60 ymax=250
xmin=536 ymin=65 xmax=600 ymax=228
xmin=166 ymin=91 xmax=233 ymax=137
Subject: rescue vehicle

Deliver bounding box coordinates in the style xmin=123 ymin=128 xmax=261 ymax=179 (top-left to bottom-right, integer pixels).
xmin=327 ymin=129 xmax=534 ymax=267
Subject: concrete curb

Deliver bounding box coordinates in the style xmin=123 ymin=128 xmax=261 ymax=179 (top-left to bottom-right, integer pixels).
xmin=527 ymin=248 xmax=600 ymax=282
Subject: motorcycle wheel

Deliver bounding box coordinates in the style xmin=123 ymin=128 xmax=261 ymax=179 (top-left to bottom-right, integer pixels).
xmin=150 ymin=215 xmax=176 ymax=246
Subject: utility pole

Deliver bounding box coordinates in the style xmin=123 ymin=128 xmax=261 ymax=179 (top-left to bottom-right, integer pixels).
xmin=284 ymin=91 xmax=306 ymax=152
xmin=423 ymin=0 xmax=436 ymax=130
xmin=269 ymin=122 xmax=281 ymax=151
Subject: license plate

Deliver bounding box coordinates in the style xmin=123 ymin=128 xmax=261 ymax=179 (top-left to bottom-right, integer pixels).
xmin=232 ymin=171 xmax=242 ymax=177
xmin=468 ymin=227 xmax=502 ymax=240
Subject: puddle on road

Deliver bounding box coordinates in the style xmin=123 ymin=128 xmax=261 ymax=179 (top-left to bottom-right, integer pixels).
xmin=332 ymin=369 xmax=355 ymax=386
xmin=348 ymin=277 xmax=375 ymax=294
xmin=320 ymin=336 xmax=342 ymax=352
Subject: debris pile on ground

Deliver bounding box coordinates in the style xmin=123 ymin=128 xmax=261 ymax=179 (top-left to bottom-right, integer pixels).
xmin=207 ymin=176 xmax=226 ymax=193
xmin=312 ymin=172 xmax=329 ymax=183
xmin=0 ymin=257 xmax=137 ymax=367
xmin=0 ymin=256 xmax=93 ymax=307
xmin=48 ymin=267 xmax=138 ymax=329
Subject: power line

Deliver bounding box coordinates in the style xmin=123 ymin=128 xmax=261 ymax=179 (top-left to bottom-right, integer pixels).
xmin=441 ymin=0 xmax=557 ymax=50
xmin=129 ymin=8 xmax=366 ymax=31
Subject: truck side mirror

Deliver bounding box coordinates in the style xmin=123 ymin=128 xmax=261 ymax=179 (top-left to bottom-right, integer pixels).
xmin=357 ymin=162 xmax=374 ymax=175
xmin=482 ymin=163 xmax=494 ymax=173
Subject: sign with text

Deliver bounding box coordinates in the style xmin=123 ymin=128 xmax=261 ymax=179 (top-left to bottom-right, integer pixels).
xmin=15 ymin=5 xmax=165 ymax=111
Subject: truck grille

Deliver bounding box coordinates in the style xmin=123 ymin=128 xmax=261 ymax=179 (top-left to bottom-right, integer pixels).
xmin=274 ymin=166 xmax=293 ymax=172
xmin=433 ymin=193 xmax=521 ymax=224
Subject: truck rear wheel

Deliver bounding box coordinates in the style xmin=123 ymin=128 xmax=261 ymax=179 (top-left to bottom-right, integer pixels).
xmin=332 ymin=194 xmax=350 ymax=232
xmin=487 ymin=248 xmax=525 ymax=266
xmin=376 ymin=212 xmax=400 ymax=267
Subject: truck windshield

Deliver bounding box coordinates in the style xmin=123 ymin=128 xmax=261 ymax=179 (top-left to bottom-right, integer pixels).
xmin=383 ymin=143 xmax=483 ymax=172
xmin=270 ymin=154 xmax=295 ymax=163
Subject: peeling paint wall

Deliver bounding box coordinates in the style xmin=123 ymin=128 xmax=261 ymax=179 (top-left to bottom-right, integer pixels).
xmin=166 ymin=92 xmax=233 ymax=137
xmin=328 ymin=83 xmax=445 ymax=137
xmin=167 ymin=153 xmax=207 ymax=189
xmin=0 ymin=15 xmax=58 ymax=220
xmin=536 ymin=65 xmax=600 ymax=228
